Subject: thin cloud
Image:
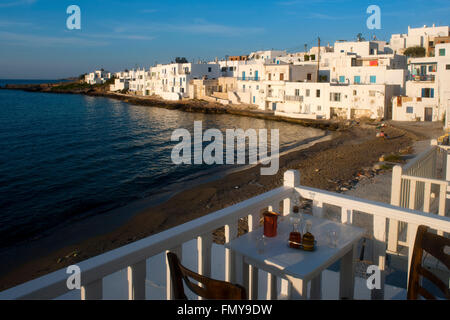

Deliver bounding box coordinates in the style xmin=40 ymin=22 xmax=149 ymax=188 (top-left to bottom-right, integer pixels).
xmin=0 ymin=0 xmax=36 ymax=8
xmin=0 ymin=31 xmax=109 ymax=47
xmin=85 ymin=33 xmax=155 ymax=41
xmin=114 ymin=21 xmax=264 ymax=36
xmin=0 ymin=20 xmax=33 ymax=27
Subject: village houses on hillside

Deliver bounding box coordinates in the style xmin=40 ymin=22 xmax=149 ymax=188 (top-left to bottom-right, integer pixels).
xmin=84 ymin=24 xmax=450 ymax=128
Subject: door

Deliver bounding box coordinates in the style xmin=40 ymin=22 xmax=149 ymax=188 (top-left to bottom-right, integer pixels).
xmin=242 ymin=71 xmax=245 ymax=80
xmin=255 ymin=70 xmax=259 ymax=81
xmin=272 ymin=103 xmax=277 ymax=111
xmin=425 ymin=107 xmax=433 ymax=121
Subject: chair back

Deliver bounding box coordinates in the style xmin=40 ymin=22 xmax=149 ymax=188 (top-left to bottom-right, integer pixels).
xmin=407 ymin=225 xmax=450 ymax=300
xmin=166 ymin=252 xmax=247 ymax=300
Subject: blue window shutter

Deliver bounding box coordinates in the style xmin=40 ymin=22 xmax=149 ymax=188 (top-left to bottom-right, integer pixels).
xmin=431 ymin=88 xmax=434 ymax=98
xmin=422 ymin=88 xmax=426 ymax=97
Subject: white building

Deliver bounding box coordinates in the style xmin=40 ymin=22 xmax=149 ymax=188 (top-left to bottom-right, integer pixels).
xmin=233 ymin=61 xmax=317 ymax=109
xmin=147 ymin=62 xmax=220 ymax=100
xmin=276 ymin=82 xmax=396 ymax=120
xmin=84 ymin=70 xmax=111 ymax=85
xmin=390 ymin=24 xmax=450 ymax=54
xmin=393 ymin=43 xmax=450 ymax=122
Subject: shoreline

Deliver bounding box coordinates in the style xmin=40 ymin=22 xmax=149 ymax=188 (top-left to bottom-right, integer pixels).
xmin=0 ymin=83 xmax=345 ymax=132
xmin=0 ymin=120 xmax=419 ymax=290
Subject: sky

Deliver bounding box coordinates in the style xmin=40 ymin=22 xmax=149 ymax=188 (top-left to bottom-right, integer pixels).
xmin=0 ymin=0 xmax=449 ymax=79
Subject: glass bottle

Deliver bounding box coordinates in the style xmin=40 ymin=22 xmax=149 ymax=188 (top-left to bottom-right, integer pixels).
xmin=302 ymin=220 xmax=315 ymax=251
xmin=289 ymin=206 xmax=302 ymax=248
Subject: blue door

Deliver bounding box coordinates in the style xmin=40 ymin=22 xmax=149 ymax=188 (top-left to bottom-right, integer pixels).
xmin=255 ymin=70 xmax=259 ymax=81
xmin=272 ymin=103 xmax=277 ymax=111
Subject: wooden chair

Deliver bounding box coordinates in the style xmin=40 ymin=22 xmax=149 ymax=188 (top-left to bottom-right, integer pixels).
xmin=166 ymin=252 xmax=247 ymax=300
xmin=407 ymin=225 xmax=450 ymax=300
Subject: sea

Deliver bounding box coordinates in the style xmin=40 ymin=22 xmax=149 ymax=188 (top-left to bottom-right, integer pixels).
xmin=0 ymin=80 xmax=324 ymax=252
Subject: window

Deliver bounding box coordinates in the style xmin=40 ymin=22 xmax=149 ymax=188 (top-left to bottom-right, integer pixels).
xmin=295 ymin=89 xmax=300 ymax=96
xmin=446 ymin=64 xmax=450 ymax=70
xmin=339 ymin=76 xmax=345 ymax=83
xmin=253 ymin=96 xmax=255 ymax=103
xmin=208 ymin=67 xmax=212 ymax=72
xmin=369 ymin=91 xmax=376 ymax=97
xmin=330 ymin=93 xmax=341 ymax=102
xmin=354 ymin=76 xmax=361 ymax=84
xmin=370 ymin=76 xmax=377 ymax=83
xmin=306 ymin=89 xmax=310 ymax=97
xmin=439 ymin=48 xmax=446 ymax=56
xmin=307 ymin=73 xmax=312 ymax=81
xmin=316 ymin=90 xmax=320 ymax=98
xmin=256 ymin=85 xmax=259 ymax=90
xmin=422 ymin=88 xmax=435 ymax=98
xmin=406 ymin=106 xmax=414 ymax=114
xmin=317 ymin=105 xmax=322 ymax=111
xmin=353 ymin=90 xmax=357 ymax=96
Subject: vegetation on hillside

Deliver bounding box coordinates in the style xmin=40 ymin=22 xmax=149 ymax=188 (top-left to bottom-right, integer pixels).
xmin=404 ymin=46 xmax=426 ymax=57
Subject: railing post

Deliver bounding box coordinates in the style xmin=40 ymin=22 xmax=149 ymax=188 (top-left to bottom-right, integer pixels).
xmin=283 ymin=170 xmax=300 ymax=188
xmin=81 ymin=279 xmax=103 ymax=300
xmin=388 ymin=165 xmax=402 ymax=253
xmin=166 ymin=246 xmax=182 ymax=300
xmin=127 ymin=260 xmax=146 ymax=300
xmin=225 ymin=223 xmax=238 ymax=283
xmin=197 ymin=233 xmax=212 ymax=278
xmin=247 ymin=212 xmax=260 ymax=300
xmin=341 ymin=207 xmax=353 ymax=225
xmin=197 ymin=233 xmax=213 ymax=300
xmin=371 ymin=216 xmax=387 ymax=300
xmin=446 ymin=151 xmax=450 ymax=182
xmin=281 ymin=171 xmax=300 ymax=298
xmin=438 ymin=183 xmax=446 ymax=236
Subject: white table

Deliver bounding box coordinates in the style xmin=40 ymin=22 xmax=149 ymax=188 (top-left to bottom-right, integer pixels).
xmin=225 ymin=214 xmax=365 ymax=300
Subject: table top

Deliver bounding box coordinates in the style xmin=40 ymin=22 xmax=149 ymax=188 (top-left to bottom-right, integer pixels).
xmin=225 ymin=213 xmax=365 ymax=280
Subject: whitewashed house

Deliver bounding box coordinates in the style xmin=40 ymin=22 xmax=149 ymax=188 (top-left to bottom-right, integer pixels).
xmin=393 ymin=43 xmax=450 ymax=122
xmin=276 ymin=82 xmax=395 ymax=120
xmin=109 ymin=71 xmax=132 ymax=92
xmin=128 ymin=68 xmax=151 ymax=95
xmin=84 ymin=70 xmax=111 ymax=85
xmin=390 ymin=24 xmax=450 ymax=54
xmin=233 ymin=61 xmax=317 ymax=110
xmin=147 ymin=62 xmax=220 ymax=100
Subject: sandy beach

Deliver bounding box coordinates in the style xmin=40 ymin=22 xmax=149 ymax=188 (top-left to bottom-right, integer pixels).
xmin=0 ymin=117 xmax=432 ymax=291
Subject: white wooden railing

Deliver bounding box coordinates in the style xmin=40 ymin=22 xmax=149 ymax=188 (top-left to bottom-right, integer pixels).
xmin=1 ymin=170 xmax=450 ymax=300
xmin=388 ymin=141 xmax=449 ymax=253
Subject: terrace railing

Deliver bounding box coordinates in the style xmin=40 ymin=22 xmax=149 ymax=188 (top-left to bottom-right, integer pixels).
xmin=388 ymin=141 xmax=449 ymax=253
xmin=285 ymin=95 xmax=304 ymax=102
xmin=1 ymin=170 xmax=450 ymax=300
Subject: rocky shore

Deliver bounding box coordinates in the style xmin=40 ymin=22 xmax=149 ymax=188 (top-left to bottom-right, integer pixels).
xmin=1 ymin=82 xmax=343 ymax=131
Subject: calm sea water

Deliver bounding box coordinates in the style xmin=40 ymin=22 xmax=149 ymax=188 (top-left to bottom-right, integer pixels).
xmin=0 ymin=82 xmax=322 ymax=249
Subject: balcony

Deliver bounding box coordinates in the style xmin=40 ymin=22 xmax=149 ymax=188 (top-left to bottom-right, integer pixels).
xmin=1 ymin=169 xmax=449 ymax=300
xmin=285 ymin=95 xmax=304 ymax=102
xmin=408 ymin=75 xmax=435 ymax=82
xmin=237 ymin=77 xmax=259 ymax=81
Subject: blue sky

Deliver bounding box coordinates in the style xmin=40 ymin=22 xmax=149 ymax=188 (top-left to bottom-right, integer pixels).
xmin=0 ymin=0 xmax=449 ymax=79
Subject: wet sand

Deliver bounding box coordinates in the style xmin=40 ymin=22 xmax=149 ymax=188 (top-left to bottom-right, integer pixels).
xmin=0 ymin=122 xmax=420 ymax=291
